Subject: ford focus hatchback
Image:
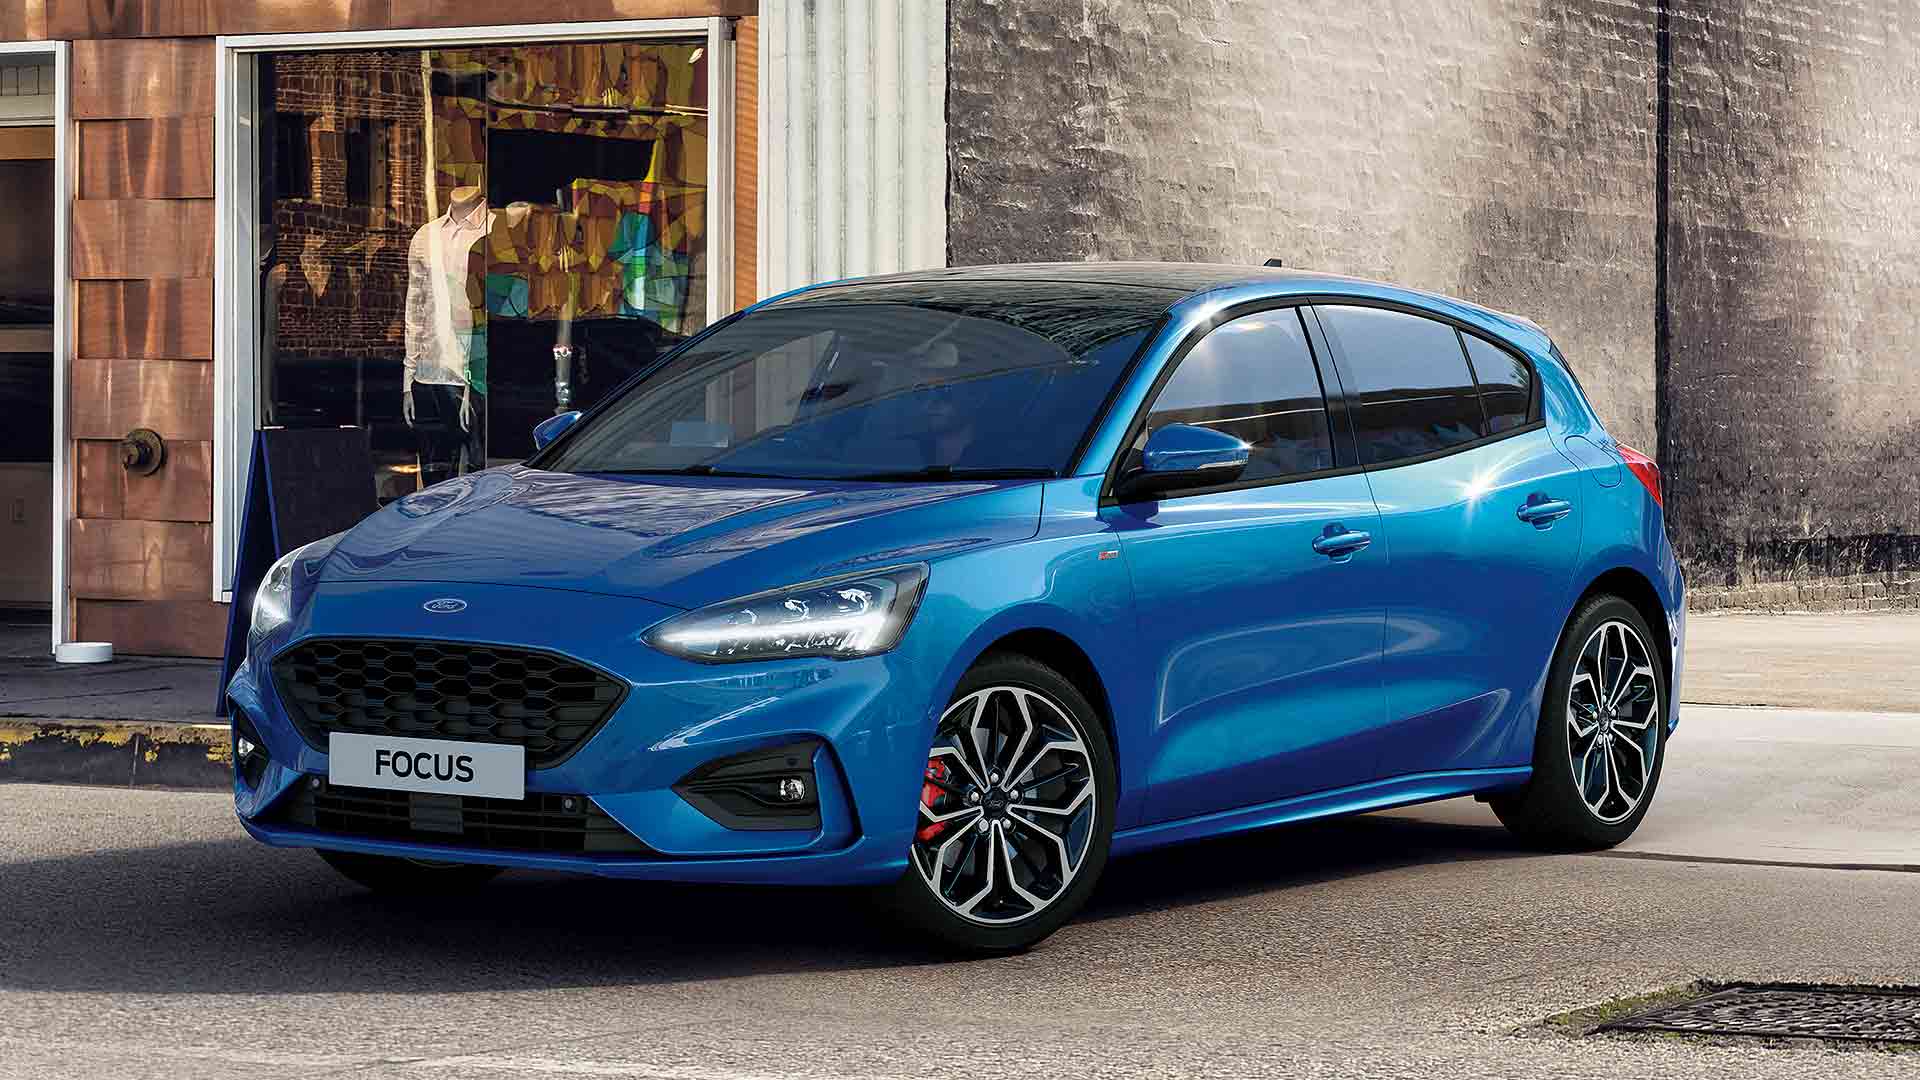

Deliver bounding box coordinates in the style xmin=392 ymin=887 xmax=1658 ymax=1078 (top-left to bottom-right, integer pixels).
xmin=228 ymin=263 xmax=1684 ymax=952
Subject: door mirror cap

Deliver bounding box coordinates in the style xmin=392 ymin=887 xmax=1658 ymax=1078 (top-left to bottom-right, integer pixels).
xmin=531 ymin=410 xmax=584 ymax=451
xmin=1117 ymin=423 xmax=1251 ymax=500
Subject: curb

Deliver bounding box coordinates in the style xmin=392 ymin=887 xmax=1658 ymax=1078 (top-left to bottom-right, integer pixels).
xmin=0 ymin=718 xmax=233 ymax=790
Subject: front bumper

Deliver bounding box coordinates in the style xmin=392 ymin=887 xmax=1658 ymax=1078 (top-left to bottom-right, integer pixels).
xmin=227 ymin=579 xmax=937 ymax=886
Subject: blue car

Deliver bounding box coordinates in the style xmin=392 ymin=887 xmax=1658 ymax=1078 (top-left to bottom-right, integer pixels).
xmin=228 ymin=263 xmax=1684 ymax=952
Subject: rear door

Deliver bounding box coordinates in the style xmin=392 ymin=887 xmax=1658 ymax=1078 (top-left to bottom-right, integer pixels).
xmin=1312 ymin=303 xmax=1584 ymax=778
xmin=1103 ymin=307 xmax=1392 ymax=824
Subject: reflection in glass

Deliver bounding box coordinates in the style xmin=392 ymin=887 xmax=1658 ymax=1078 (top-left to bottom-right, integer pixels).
xmin=1462 ymin=333 xmax=1533 ymax=434
xmin=1318 ymin=305 xmax=1488 ymax=465
xmin=1134 ymin=309 xmax=1334 ymax=480
xmin=542 ymin=293 xmax=1164 ymax=480
xmin=258 ymin=40 xmax=709 ymax=502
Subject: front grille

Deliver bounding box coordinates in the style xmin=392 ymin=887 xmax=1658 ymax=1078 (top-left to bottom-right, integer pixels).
xmin=271 ymin=639 xmax=626 ymax=768
xmin=272 ymin=781 xmax=654 ymax=855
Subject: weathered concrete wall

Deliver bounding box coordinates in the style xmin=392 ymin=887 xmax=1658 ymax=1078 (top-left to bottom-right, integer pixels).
xmin=1665 ymin=1 xmax=1920 ymax=594
xmin=947 ymin=0 xmax=1920 ymax=600
xmin=947 ymin=0 xmax=1661 ymax=448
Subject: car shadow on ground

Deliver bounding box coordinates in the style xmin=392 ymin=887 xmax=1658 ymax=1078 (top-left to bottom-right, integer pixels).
xmin=0 ymin=804 xmax=1533 ymax=995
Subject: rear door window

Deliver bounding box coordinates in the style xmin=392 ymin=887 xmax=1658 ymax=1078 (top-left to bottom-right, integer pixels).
xmin=1132 ymin=307 xmax=1335 ymax=483
xmin=1316 ymin=305 xmax=1486 ymax=466
xmin=1461 ymin=333 xmax=1533 ymax=433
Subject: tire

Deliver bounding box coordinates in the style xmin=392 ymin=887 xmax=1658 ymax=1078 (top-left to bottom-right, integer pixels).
xmin=317 ymin=849 xmax=504 ymax=894
xmin=1492 ymin=594 xmax=1668 ymax=850
xmin=884 ymin=652 xmax=1118 ymax=953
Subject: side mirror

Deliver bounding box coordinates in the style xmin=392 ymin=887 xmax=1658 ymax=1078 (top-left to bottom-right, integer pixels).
xmin=531 ymin=410 xmax=583 ymax=450
xmin=1116 ymin=423 xmax=1250 ymax=501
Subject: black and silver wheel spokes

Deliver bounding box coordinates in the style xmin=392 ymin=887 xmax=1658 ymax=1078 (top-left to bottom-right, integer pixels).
xmin=911 ymin=686 xmax=1097 ymax=926
xmin=1566 ymin=619 xmax=1660 ymax=825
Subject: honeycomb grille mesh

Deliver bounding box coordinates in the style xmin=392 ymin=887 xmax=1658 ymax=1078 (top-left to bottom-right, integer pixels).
xmin=271 ymin=639 xmax=625 ymax=767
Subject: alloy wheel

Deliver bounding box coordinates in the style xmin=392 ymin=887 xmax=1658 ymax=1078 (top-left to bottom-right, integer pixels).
xmin=1566 ymin=619 xmax=1660 ymax=825
xmin=911 ymin=685 xmax=1099 ymax=926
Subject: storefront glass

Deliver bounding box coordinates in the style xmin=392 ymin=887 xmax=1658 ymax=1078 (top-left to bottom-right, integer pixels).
xmin=255 ymin=39 xmax=710 ymax=501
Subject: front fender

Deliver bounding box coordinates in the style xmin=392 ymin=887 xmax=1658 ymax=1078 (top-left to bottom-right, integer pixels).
xmin=903 ymin=499 xmax=1147 ymax=828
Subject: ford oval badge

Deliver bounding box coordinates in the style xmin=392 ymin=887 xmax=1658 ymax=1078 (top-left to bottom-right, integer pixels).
xmin=422 ymin=598 xmax=468 ymax=614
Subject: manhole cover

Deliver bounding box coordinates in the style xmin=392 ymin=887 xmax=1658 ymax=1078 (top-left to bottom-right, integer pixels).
xmin=1600 ymin=984 xmax=1920 ymax=1045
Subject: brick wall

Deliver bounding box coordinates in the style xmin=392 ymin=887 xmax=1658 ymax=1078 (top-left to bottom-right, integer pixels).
xmin=1664 ymin=1 xmax=1920 ymax=602
xmin=269 ymin=53 xmax=428 ymax=363
xmin=947 ymin=0 xmax=1661 ymax=450
xmin=949 ymin=0 xmax=1920 ymax=611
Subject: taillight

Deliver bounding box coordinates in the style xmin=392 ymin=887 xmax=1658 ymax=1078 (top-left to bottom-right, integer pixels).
xmin=1618 ymin=444 xmax=1663 ymax=508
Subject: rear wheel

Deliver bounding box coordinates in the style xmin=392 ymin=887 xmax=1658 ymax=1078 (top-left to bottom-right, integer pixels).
xmin=886 ymin=653 xmax=1117 ymax=953
xmin=317 ymin=850 xmax=503 ymax=894
xmin=1492 ymin=594 xmax=1667 ymax=849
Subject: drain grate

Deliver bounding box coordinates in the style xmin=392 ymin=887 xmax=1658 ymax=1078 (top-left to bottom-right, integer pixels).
xmin=1600 ymin=984 xmax=1920 ymax=1045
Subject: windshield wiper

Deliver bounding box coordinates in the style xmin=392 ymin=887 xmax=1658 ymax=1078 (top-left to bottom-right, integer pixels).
xmin=838 ymin=466 xmax=1058 ymax=482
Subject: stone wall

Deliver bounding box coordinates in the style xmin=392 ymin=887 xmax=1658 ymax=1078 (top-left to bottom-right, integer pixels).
xmin=947 ymin=0 xmax=1920 ymax=610
xmin=1664 ymin=1 xmax=1920 ymax=600
xmin=947 ymin=0 xmax=1661 ymax=449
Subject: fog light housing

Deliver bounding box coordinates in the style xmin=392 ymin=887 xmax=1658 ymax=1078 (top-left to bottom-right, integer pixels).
xmin=231 ymin=706 xmax=270 ymax=789
xmin=673 ymin=740 xmax=823 ymax=832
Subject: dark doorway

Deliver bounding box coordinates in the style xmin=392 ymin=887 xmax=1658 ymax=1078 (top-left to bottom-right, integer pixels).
xmin=0 ymin=126 xmax=55 ymax=610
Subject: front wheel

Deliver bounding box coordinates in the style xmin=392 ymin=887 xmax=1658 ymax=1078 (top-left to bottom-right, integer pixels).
xmin=1492 ymin=594 xmax=1668 ymax=849
xmin=885 ymin=653 xmax=1118 ymax=953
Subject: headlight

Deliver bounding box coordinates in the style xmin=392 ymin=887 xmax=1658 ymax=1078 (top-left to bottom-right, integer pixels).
xmin=644 ymin=564 xmax=929 ymax=663
xmin=249 ymin=540 xmax=327 ymax=644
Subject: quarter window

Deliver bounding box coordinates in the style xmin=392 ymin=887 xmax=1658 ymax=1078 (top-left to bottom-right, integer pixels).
xmin=1132 ymin=309 xmax=1335 ymax=483
xmin=1461 ymin=333 xmax=1533 ymax=433
xmin=1317 ymin=305 xmax=1485 ymax=466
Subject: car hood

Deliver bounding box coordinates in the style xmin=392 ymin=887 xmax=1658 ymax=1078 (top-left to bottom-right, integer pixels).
xmin=320 ymin=465 xmax=1044 ymax=609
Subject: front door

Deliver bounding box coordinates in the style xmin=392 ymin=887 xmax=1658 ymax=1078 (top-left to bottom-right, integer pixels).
xmin=1105 ymin=307 xmax=1391 ymax=825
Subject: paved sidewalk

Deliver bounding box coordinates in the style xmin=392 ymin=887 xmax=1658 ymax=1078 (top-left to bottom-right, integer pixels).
xmin=0 ymin=617 xmax=222 ymax=723
xmin=1393 ymin=703 xmax=1920 ymax=867
xmin=0 ymin=616 xmax=228 ymax=787
xmin=1682 ymin=612 xmax=1920 ymax=713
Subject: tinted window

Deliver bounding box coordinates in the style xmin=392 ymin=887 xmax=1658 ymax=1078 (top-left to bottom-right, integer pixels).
xmin=1463 ymin=334 xmax=1532 ymax=433
xmin=1131 ymin=309 xmax=1334 ymax=482
xmin=1318 ymin=305 xmax=1484 ymax=466
xmin=543 ymin=297 xmax=1161 ymax=479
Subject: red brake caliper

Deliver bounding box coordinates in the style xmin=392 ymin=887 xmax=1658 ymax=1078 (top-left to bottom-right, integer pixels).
xmin=916 ymin=757 xmax=952 ymax=843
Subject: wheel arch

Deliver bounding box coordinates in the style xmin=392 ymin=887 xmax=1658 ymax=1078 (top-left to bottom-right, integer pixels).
xmin=1570 ymin=565 xmax=1673 ymax=687
xmin=941 ymin=617 xmax=1135 ymax=816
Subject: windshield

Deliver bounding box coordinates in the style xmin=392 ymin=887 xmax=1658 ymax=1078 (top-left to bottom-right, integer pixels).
xmin=539 ymin=290 xmax=1169 ymax=480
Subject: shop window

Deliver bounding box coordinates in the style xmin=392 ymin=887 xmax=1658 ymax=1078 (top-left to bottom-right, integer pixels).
xmin=255 ymin=40 xmax=712 ymax=503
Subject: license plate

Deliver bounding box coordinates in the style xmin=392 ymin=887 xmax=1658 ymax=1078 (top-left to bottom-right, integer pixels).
xmin=327 ymin=732 xmax=525 ymax=800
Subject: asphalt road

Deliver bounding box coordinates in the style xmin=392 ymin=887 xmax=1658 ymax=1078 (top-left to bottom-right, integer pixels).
xmin=4 ymin=704 xmax=1918 ymax=1080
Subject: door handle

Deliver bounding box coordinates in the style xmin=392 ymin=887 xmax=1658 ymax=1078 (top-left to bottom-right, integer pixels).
xmin=1516 ymin=497 xmax=1573 ymax=527
xmin=1312 ymin=527 xmax=1372 ymax=558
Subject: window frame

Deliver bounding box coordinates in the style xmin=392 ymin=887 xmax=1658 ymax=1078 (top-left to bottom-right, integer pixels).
xmin=1306 ymin=298 xmax=1545 ymax=475
xmin=1100 ymin=299 xmax=1362 ymax=507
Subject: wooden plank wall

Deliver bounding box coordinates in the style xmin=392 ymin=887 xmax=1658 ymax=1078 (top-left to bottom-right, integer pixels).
xmin=68 ymin=37 xmax=226 ymax=656
xmin=8 ymin=4 xmax=761 ymax=656
xmin=733 ymin=15 xmax=758 ymax=307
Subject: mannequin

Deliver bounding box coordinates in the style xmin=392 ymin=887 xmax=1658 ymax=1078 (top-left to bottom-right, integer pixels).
xmin=404 ymin=184 xmax=490 ymax=485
